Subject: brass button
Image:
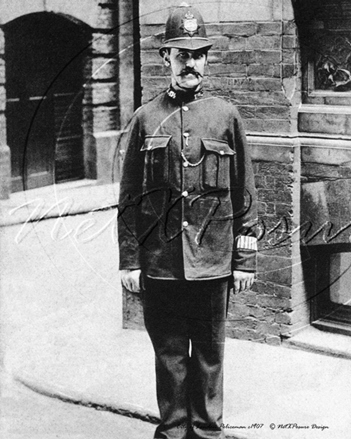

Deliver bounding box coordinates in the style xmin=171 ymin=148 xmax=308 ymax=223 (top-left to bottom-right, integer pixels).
xmin=183 ymin=162 xmax=189 ymax=168
xmin=220 ymin=150 xmax=225 ymax=155
xmin=183 ymin=221 xmax=189 ymax=228
xmin=182 ymin=191 xmax=189 ymax=197
xmin=183 ymin=106 xmax=189 ymax=111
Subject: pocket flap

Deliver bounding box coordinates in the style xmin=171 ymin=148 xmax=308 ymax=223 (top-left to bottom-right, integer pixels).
xmin=202 ymin=139 xmax=235 ymax=156
xmin=141 ymin=135 xmax=172 ymax=151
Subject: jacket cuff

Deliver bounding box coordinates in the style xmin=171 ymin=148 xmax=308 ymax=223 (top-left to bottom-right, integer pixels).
xmin=119 ymin=265 xmax=141 ymax=271
xmin=232 ymin=249 xmax=257 ymax=272
xmin=118 ymin=249 xmax=141 ymax=271
xmin=233 ymin=235 xmax=257 ymax=271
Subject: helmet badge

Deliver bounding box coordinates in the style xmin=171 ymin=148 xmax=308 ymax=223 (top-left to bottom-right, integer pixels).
xmin=182 ymin=11 xmax=198 ymax=36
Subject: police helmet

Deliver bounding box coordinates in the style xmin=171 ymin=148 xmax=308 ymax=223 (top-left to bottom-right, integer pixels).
xmin=159 ymin=3 xmax=213 ymax=55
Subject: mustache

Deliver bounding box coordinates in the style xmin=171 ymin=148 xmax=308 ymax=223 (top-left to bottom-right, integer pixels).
xmin=180 ymin=68 xmax=203 ymax=78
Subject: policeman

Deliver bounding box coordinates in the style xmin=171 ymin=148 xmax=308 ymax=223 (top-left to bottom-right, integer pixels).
xmin=118 ymin=3 xmax=257 ymax=438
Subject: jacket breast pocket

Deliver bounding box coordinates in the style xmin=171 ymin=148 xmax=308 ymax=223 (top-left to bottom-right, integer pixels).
xmin=141 ymin=135 xmax=171 ymax=187
xmin=201 ymin=139 xmax=235 ymax=190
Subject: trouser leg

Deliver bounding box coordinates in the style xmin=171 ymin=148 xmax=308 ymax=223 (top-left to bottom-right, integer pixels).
xmin=187 ymin=279 xmax=227 ymax=439
xmin=143 ymin=277 xmax=228 ymax=439
xmin=143 ymin=279 xmax=190 ymax=439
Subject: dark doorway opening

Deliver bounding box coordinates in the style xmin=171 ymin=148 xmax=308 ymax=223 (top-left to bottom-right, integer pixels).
xmin=302 ymin=244 xmax=351 ymax=336
xmin=5 ymin=12 xmax=91 ymax=192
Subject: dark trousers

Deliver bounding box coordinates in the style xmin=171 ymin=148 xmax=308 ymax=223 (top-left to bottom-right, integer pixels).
xmin=143 ymin=277 xmax=228 ymax=439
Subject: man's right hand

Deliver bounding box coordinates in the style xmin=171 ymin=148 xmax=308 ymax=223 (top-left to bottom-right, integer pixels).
xmin=120 ymin=269 xmax=142 ymax=293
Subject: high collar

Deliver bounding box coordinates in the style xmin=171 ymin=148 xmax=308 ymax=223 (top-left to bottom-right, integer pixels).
xmin=166 ymin=85 xmax=204 ymax=103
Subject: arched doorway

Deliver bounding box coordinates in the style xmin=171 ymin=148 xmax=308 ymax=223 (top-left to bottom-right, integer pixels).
xmin=4 ymin=12 xmax=91 ymax=191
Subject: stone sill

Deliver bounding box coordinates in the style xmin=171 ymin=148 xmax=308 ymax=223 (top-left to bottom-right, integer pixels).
xmin=299 ymin=104 xmax=351 ymax=114
xmin=247 ymin=131 xmax=351 ymax=144
xmin=283 ymin=325 xmax=351 ymax=360
xmin=247 ymin=132 xmax=351 ymax=165
xmin=0 ymin=179 xmax=120 ymax=227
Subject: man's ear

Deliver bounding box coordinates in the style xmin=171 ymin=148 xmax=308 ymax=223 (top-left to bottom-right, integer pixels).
xmin=161 ymin=48 xmax=170 ymax=65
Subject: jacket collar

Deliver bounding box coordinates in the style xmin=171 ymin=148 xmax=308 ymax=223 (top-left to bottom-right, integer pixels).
xmin=166 ymin=85 xmax=204 ymax=103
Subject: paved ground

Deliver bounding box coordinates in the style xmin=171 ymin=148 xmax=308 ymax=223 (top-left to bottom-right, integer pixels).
xmin=1 ymin=206 xmax=122 ymax=368
xmin=0 ymin=374 xmax=155 ymax=439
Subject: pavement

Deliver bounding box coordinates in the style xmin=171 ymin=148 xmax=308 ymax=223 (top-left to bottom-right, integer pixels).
xmin=1 ymin=181 xmax=351 ymax=439
xmin=0 ymin=374 xmax=155 ymax=439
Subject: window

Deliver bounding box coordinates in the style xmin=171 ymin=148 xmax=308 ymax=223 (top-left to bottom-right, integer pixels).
xmin=309 ymin=245 xmax=351 ymax=335
xmin=296 ymin=0 xmax=351 ymax=134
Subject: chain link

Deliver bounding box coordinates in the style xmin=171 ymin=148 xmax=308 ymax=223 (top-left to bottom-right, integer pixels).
xmin=181 ymin=151 xmax=205 ymax=167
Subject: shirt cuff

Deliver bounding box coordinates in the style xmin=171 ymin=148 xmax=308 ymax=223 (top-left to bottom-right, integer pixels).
xmin=235 ymin=235 xmax=258 ymax=251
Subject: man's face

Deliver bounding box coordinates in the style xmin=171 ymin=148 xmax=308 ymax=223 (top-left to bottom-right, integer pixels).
xmin=166 ymin=48 xmax=207 ymax=90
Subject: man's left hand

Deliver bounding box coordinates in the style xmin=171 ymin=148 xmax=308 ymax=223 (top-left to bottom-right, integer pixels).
xmin=233 ymin=270 xmax=255 ymax=293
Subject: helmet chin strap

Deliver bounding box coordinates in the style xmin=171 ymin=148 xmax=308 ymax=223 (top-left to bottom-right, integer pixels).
xmin=176 ymin=81 xmax=195 ymax=91
xmin=174 ymin=78 xmax=203 ymax=92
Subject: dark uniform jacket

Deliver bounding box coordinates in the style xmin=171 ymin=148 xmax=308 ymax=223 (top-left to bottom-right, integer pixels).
xmin=118 ymin=87 xmax=257 ymax=280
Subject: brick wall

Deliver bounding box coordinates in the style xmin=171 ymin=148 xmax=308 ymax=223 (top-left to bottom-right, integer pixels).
xmin=90 ymin=31 xmax=119 ymax=132
xmin=87 ymin=0 xmax=138 ymax=130
xmin=227 ymin=159 xmax=295 ymax=345
xmin=84 ymin=0 xmax=137 ymax=181
xmin=82 ymin=1 xmax=119 ymax=179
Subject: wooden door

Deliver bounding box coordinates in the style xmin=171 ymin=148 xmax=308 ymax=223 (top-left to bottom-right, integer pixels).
xmin=5 ymin=13 xmax=90 ymax=191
